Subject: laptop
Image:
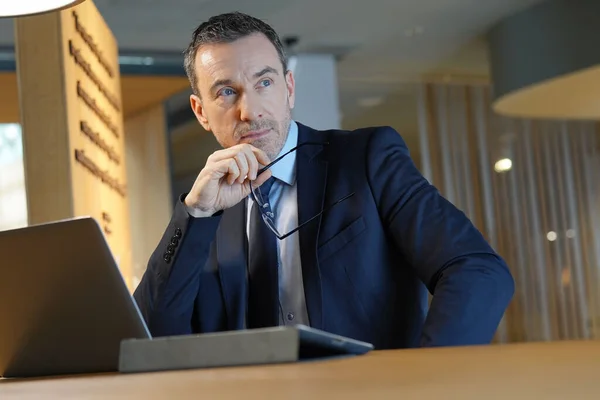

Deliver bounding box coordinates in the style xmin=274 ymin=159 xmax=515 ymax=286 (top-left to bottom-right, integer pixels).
xmin=0 ymin=217 xmax=150 ymax=378
xmin=0 ymin=217 xmax=373 ymax=378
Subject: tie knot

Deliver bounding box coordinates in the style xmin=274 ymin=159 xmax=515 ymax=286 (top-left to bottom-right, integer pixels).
xmin=258 ymin=177 xmax=276 ymax=198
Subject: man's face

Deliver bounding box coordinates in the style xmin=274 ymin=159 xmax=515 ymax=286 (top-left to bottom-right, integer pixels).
xmin=190 ymin=33 xmax=295 ymax=161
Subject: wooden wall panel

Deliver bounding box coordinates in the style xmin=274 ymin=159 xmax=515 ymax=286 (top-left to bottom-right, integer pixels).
xmin=124 ymin=104 xmax=172 ymax=289
xmin=14 ymin=1 xmax=133 ymax=286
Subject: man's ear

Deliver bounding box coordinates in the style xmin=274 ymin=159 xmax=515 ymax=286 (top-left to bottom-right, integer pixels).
xmin=285 ymin=69 xmax=295 ymax=109
xmin=190 ymin=93 xmax=211 ymax=131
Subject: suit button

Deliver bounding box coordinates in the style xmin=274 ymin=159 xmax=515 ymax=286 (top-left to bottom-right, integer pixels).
xmin=286 ymin=312 xmax=294 ymax=321
xmin=170 ymin=237 xmax=179 ymax=246
xmin=174 ymin=228 xmax=182 ymax=238
xmin=166 ymin=245 xmax=175 ymax=255
xmin=163 ymin=253 xmax=171 ymax=263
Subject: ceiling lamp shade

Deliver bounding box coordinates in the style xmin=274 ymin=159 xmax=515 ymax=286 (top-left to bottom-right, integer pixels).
xmin=488 ymin=0 xmax=600 ymax=120
xmin=0 ymin=0 xmax=86 ymax=18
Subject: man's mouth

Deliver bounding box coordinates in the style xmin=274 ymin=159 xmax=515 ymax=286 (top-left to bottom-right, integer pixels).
xmin=241 ymin=129 xmax=271 ymax=140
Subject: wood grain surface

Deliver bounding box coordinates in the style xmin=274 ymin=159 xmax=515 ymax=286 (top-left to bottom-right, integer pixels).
xmin=1 ymin=340 xmax=599 ymax=399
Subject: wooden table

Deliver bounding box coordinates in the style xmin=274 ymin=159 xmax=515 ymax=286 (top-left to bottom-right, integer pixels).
xmin=1 ymin=340 xmax=599 ymax=399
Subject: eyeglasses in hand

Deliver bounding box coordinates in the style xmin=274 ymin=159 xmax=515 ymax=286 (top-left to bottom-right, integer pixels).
xmin=249 ymin=142 xmax=354 ymax=240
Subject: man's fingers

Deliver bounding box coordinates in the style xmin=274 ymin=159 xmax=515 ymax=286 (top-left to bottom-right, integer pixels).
xmin=242 ymin=146 xmax=260 ymax=180
xmin=251 ymin=147 xmax=271 ymax=167
xmin=234 ymin=153 xmax=249 ymax=184
xmin=213 ymin=158 xmax=241 ymax=185
xmin=206 ymin=144 xmax=270 ymax=182
xmin=253 ymin=169 xmax=272 ymax=187
xmin=208 ymin=144 xmax=268 ymax=163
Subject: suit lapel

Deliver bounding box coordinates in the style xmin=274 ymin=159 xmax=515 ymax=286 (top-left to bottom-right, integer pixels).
xmin=296 ymin=123 xmax=328 ymax=330
xmin=216 ymin=200 xmax=247 ymax=330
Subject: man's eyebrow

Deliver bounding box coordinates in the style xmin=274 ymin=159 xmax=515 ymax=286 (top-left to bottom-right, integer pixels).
xmin=254 ymin=66 xmax=278 ymax=78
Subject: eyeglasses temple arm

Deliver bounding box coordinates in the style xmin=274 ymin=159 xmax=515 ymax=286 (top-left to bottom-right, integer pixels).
xmin=257 ymin=142 xmax=329 ymax=176
xmin=277 ymin=192 xmax=355 ymax=240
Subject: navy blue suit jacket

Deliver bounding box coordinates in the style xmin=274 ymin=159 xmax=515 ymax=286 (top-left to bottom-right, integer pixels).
xmin=133 ymin=123 xmax=514 ymax=348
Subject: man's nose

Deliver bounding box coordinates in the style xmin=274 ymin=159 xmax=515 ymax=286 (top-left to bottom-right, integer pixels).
xmin=239 ymin=91 xmax=263 ymax=121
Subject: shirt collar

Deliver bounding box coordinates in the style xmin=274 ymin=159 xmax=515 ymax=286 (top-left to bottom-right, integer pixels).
xmin=269 ymin=120 xmax=298 ymax=185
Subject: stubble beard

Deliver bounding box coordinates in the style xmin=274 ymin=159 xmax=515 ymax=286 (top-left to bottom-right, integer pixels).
xmin=248 ymin=105 xmax=292 ymax=162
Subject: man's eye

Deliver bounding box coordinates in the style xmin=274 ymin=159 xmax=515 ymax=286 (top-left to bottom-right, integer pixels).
xmin=220 ymin=88 xmax=235 ymax=96
xmin=260 ymin=79 xmax=271 ymax=87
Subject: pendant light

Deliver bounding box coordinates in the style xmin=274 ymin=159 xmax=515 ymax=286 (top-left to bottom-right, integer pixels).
xmin=0 ymin=0 xmax=86 ymax=18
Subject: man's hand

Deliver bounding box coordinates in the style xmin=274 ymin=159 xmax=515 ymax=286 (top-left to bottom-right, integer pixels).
xmin=184 ymin=144 xmax=272 ymax=217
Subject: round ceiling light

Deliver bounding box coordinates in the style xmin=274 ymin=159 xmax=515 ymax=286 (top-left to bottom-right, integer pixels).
xmin=0 ymin=0 xmax=86 ymax=18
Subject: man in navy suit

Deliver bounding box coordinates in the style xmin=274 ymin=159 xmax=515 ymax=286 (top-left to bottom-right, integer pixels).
xmin=133 ymin=12 xmax=514 ymax=348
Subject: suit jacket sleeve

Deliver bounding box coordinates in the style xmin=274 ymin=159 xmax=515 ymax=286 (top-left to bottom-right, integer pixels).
xmin=133 ymin=194 xmax=222 ymax=336
xmin=366 ymin=126 xmax=515 ymax=347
